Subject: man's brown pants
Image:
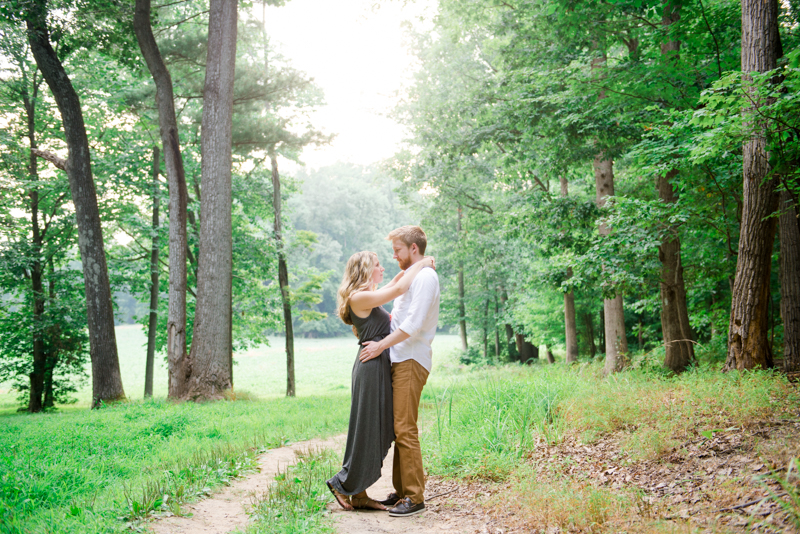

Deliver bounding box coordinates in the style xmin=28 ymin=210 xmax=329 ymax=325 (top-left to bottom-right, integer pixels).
xmin=391 ymin=359 xmax=429 ymax=504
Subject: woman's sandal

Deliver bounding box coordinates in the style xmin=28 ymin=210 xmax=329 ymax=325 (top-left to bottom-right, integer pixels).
xmin=327 ymin=481 xmax=353 ymax=511
xmin=350 ymin=496 xmax=388 ymax=511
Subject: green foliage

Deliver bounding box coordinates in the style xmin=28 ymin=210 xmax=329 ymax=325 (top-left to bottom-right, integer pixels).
xmin=0 ymin=268 xmax=90 ymax=406
xmin=389 ymin=0 xmax=800 ymax=363
xmin=0 ymin=22 xmax=96 ymax=408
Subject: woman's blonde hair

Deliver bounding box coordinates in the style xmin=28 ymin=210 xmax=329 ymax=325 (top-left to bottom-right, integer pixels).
xmin=337 ymin=251 xmax=378 ymax=327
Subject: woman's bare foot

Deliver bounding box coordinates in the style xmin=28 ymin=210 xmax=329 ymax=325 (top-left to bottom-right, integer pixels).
xmin=327 ymin=481 xmax=353 ymax=511
xmin=350 ymin=495 xmax=388 ymax=511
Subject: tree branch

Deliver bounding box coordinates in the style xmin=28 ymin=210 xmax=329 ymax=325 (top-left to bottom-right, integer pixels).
xmin=31 ymin=148 xmax=66 ymax=171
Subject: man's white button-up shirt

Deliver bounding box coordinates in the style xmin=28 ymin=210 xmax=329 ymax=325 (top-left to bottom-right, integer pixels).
xmin=390 ymin=267 xmax=440 ymax=372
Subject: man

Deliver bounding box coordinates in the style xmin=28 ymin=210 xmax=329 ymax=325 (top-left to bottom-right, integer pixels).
xmin=360 ymin=225 xmax=440 ymax=517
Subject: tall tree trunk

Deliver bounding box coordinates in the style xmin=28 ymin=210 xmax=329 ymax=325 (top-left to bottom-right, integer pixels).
xmin=499 ymin=289 xmax=517 ymax=359
xmin=23 ymin=79 xmax=46 ymax=413
xmin=504 ymin=324 xmax=516 ymax=357
xmin=25 ymin=0 xmax=124 ymax=407
xmin=482 ymin=297 xmax=489 ymax=360
xmin=145 ymin=147 xmax=160 ymax=398
xmin=725 ymin=0 xmax=782 ymax=371
xmin=561 ymin=177 xmax=579 ymax=363
xmin=133 ymin=0 xmax=190 ymax=398
xmin=658 ymin=2 xmax=695 ymax=373
xmin=185 ymin=0 xmax=238 ymax=399
xmin=515 ymin=333 xmax=526 ymax=362
xmin=271 ymin=154 xmax=296 ymax=396
xmin=595 ymin=154 xmax=629 ymax=374
xmin=583 ymin=312 xmax=597 ymax=358
xmin=599 ymin=308 xmax=606 ymax=352
xmin=563 ymin=270 xmax=578 ymax=364
xmin=493 ymin=296 xmax=500 ymax=358
xmin=780 ymin=190 xmax=800 ymax=372
xmin=456 ymin=207 xmax=468 ymax=351
xmin=592 ymin=49 xmax=628 ymax=375
xmin=659 ymin=172 xmax=696 ymax=372
xmin=547 ymin=348 xmax=555 ymax=364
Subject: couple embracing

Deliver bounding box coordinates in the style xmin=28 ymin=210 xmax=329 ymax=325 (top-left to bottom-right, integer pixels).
xmin=326 ymin=225 xmax=440 ymax=517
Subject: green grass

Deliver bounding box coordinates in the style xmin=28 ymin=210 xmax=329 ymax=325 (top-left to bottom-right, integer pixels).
xmin=6 ymin=330 xmax=791 ymax=534
xmin=241 ymin=448 xmax=339 ymax=534
xmin=418 ymin=363 xmax=577 ymax=480
xmin=0 ymin=331 xmax=462 ymax=534
xmin=0 ymin=396 xmax=349 ymax=534
xmin=418 ymin=360 xmax=798 ymax=480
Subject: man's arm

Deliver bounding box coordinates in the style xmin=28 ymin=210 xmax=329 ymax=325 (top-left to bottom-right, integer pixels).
xmin=359 ymin=271 xmax=438 ymax=362
xmin=359 ymin=328 xmax=410 ymax=362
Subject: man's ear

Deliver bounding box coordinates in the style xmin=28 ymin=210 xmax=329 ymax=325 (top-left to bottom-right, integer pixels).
xmin=410 ymin=243 xmax=418 ymax=255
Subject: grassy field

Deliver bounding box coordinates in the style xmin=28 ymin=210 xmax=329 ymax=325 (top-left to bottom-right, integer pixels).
xmin=3 ymin=330 xmax=798 ymax=533
xmin=0 ymin=327 xmax=463 ymax=412
xmin=0 ymin=331 xmax=462 ymax=533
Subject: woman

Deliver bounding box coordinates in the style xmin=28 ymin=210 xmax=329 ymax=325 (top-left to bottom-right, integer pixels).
xmin=326 ymin=251 xmax=435 ymax=511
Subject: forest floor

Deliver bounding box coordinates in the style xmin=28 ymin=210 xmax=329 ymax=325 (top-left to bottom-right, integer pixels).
xmin=144 ymin=409 xmax=800 ymax=534
xmin=470 ymin=417 xmax=800 ymax=533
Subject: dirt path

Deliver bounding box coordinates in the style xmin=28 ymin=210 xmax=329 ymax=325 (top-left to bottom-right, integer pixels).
xmin=148 ymin=434 xmax=347 ymax=534
xmin=329 ymin=445 xmax=485 ymax=534
xmin=147 ymin=435 xmax=484 ymax=534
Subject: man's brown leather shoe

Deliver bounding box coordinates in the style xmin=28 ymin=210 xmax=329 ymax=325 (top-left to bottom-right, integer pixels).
xmin=388 ymin=497 xmax=425 ymax=517
xmin=377 ymin=492 xmax=401 ymax=506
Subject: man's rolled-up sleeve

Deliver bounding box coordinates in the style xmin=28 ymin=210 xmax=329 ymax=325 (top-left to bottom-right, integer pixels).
xmin=398 ymin=271 xmax=437 ymax=338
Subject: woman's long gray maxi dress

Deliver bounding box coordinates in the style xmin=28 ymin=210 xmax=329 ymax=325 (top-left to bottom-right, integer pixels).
xmin=327 ymin=306 xmax=394 ymax=496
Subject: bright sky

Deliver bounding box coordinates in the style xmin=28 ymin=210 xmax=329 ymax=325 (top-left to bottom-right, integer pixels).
xmin=260 ymin=0 xmax=433 ymax=170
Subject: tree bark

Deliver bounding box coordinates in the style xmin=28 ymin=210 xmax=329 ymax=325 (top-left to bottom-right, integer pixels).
xmin=133 ymin=0 xmax=190 ymax=398
xmin=725 ymin=0 xmax=781 ymax=371
xmin=599 ymin=308 xmax=606 ymax=352
xmin=493 ymin=296 xmax=501 ymax=358
xmin=185 ymin=0 xmax=238 ymax=399
xmin=564 ymin=287 xmax=578 ymax=363
xmin=657 ymin=2 xmax=695 ymax=373
xmin=561 ymin=176 xmax=579 ymax=364
xmin=547 ymin=349 xmax=555 ymax=364
xmin=594 ymin=154 xmax=629 ymax=374
xmin=25 ymin=83 xmax=46 ymax=413
xmin=779 ymin=190 xmax=800 ymax=372
xmin=659 ymin=171 xmax=696 ymax=372
xmin=499 ymin=289 xmax=517 ymax=359
xmin=515 ymin=334 xmax=538 ymax=363
xmin=583 ymin=312 xmax=597 ymax=358
xmin=482 ymin=297 xmax=489 ymax=360
xmin=514 ymin=333 xmax=525 ymax=362
xmin=457 ymin=207 xmax=468 ymax=351
xmin=271 ymin=154 xmax=296 ymax=396
xmin=25 ymin=0 xmax=124 ymax=407
xmin=145 ymin=147 xmax=160 ymax=398
xmin=591 ymin=47 xmax=628 ymax=375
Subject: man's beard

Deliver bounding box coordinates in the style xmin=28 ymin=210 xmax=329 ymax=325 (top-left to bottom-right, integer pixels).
xmin=398 ymin=257 xmax=412 ymax=270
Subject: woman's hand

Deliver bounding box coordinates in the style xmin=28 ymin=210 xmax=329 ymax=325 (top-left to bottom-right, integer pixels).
xmin=422 ymin=256 xmax=436 ymax=270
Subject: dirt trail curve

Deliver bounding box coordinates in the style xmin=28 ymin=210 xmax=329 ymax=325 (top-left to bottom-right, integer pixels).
xmin=147 ymin=434 xmax=482 ymax=534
